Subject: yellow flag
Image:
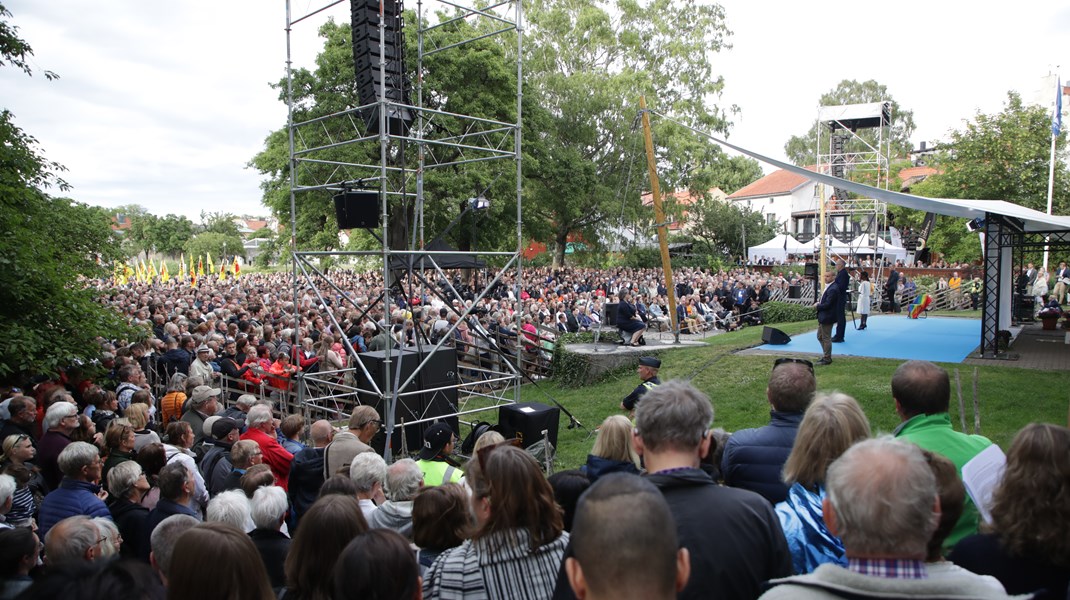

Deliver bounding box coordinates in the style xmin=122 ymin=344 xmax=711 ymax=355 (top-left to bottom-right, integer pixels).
xmin=161 ymin=262 xmax=170 ymax=283
xmin=197 ymin=257 xmax=204 ymax=277
xmin=220 ymin=261 xmax=226 ymax=279
xmin=233 ymin=256 xmax=241 ymax=278
xmin=148 ymin=260 xmax=157 ymax=279
xmin=180 ymin=254 xmax=186 ymax=280
xmin=207 ymin=252 xmax=214 ymax=276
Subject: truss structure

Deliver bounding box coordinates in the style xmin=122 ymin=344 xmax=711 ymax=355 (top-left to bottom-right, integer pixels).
xmin=283 ymin=0 xmax=525 ymax=460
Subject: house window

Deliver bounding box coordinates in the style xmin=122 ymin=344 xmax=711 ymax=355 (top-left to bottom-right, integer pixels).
xmin=766 ymin=213 xmax=777 ymax=227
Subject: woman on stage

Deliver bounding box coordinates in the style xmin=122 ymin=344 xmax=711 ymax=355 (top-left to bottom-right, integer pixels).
xmin=616 ymin=291 xmax=647 ymax=346
xmin=856 ymin=271 xmax=872 ymax=330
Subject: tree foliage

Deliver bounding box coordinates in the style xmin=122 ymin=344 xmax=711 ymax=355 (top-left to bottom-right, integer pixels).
xmin=184 ymin=232 xmax=246 ymax=262
xmin=893 ymin=92 xmax=1070 ymax=263
xmin=784 ymin=79 xmax=916 ymax=167
xmin=687 ymin=197 xmax=777 ymax=259
xmin=0 ymin=6 xmax=134 ymax=381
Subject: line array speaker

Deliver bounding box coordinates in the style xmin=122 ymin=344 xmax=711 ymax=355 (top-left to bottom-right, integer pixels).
xmin=350 ymin=0 xmax=413 ymax=135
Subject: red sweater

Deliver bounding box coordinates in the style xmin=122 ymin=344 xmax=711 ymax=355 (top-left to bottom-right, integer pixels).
xmin=240 ymin=427 xmax=294 ymax=491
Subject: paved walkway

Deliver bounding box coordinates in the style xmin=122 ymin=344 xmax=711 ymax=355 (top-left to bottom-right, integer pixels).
xmin=964 ymin=322 xmax=1070 ymax=371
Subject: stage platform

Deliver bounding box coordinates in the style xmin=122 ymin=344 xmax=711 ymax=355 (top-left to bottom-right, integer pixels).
xmin=748 ymin=315 xmax=983 ymax=364
xmin=565 ymin=336 xmax=708 ymax=379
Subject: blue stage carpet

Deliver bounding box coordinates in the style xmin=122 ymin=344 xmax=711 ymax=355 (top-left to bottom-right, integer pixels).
xmin=760 ymin=316 xmax=981 ymax=363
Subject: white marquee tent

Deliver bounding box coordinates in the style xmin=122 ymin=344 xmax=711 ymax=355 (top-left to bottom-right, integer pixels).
xmin=747 ymin=233 xmax=808 ymax=262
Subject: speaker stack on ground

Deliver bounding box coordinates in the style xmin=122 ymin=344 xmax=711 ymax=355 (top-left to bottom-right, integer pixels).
xmin=350 ymin=0 xmax=413 ymax=135
xmin=497 ymin=402 xmax=560 ymax=450
xmin=761 ymin=326 xmax=791 ymax=345
xmin=356 ymin=347 xmax=459 ymax=455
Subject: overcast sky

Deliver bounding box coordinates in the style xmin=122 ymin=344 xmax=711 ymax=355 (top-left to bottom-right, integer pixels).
xmin=3 ymin=1 xmax=1068 ymax=222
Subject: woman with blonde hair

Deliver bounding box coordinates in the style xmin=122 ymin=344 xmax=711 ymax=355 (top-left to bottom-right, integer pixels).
xmin=774 ymin=391 xmax=871 ymax=574
xmin=582 ymin=415 xmax=640 ymax=482
xmin=950 ymin=423 xmax=1070 ymax=598
xmin=124 ymin=403 xmax=160 ymax=452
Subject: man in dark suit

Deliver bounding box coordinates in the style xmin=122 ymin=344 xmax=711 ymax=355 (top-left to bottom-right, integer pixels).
xmin=814 ymin=271 xmax=841 ymax=365
xmin=831 ymin=260 xmax=849 ymax=343
xmin=884 ymin=269 xmax=900 ymax=313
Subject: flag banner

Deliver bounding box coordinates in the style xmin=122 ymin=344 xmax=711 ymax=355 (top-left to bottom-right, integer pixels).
xmin=197 ymin=257 xmax=204 ymax=277
xmin=207 ymin=252 xmax=214 ymax=275
xmin=1055 ymin=77 xmax=1063 ymax=137
xmin=161 ymin=262 xmax=170 ymax=283
xmin=233 ymin=256 xmax=240 ymax=278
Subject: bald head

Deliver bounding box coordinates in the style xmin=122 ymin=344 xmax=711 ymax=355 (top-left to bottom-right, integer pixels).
xmin=309 ymin=420 xmax=334 ymax=448
xmin=891 ymin=360 xmax=950 ymax=418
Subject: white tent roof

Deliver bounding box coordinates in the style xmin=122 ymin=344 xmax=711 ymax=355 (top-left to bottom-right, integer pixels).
xmin=747 ymin=234 xmax=808 ymax=261
xmin=845 ymin=233 xmax=908 ymax=255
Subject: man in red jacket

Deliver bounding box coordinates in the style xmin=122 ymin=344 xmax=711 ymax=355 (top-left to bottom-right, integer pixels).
xmin=240 ymin=404 xmax=293 ymax=491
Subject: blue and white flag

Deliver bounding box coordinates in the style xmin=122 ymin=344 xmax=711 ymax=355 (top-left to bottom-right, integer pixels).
xmin=1054 ymin=77 xmax=1063 ymax=137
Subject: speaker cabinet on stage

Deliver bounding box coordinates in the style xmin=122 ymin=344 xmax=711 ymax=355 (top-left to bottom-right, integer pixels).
xmin=498 ymin=402 xmax=559 ymax=450
xmin=356 ymin=347 xmax=459 ymax=455
xmin=804 ymin=262 xmax=819 ymax=279
xmin=788 ymin=285 xmax=801 ymax=299
xmin=604 ymin=303 xmax=619 ymax=326
xmin=334 ymin=191 xmax=380 ymax=229
xmin=761 ymin=326 xmax=791 ymax=345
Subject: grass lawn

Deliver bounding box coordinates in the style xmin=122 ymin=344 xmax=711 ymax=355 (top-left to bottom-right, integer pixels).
xmin=461 ymin=319 xmax=1070 ymax=471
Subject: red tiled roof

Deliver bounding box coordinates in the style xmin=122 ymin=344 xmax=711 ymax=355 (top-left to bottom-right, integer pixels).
xmin=898 ymin=166 xmax=938 ymax=179
xmin=727 ymin=166 xmax=816 ymax=200
xmin=243 ymin=219 xmax=269 ymax=231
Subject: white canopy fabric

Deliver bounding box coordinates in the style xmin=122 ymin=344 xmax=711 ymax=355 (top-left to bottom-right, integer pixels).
xmin=808 ymin=236 xmax=851 ymax=255
xmin=747 ymin=234 xmax=807 ymax=262
xmin=845 ymin=234 xmax=908 ymax=261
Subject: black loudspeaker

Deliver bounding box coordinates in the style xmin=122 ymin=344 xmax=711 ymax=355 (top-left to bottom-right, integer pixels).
xmin=350 ymin=0 xmax=413 ymax=135
xmin=356 ymin=347 xmax=459 ymax=455
xmin=604 ymin=303 xmax=619 ymax=326
xmin=804 ymin=262 xmax=819 ymax=279
xmin=761 ymin=326 xmax=791 ymax=345
xmin=334 ymin=192 xmax=380 ymax=229
xmin=498 ymin=402 xmax=560 ymax=450
xmin=788 ymin=285 xmax=801 ymax=299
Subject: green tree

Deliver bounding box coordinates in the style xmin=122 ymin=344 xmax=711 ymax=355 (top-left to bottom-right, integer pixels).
xmin=0 ymin=4 xmax=135 ymax=381
xmin=687 ymin=198 xmax=777 ymax=259
xmin=184 ymin=232 xmax=246 ymax=263
xmin=200 ymin=211 xmax=242 ymax=238
xmin=151 ymin=213 xmax=195 ymax=257
xmin=894 ymin=92 xmax=1070 ymax=263
xmin=523 ymin=0 xmax=735 ymax=266
xmin=115 ymin=204 xmax=156 ymax=260
xmin=784 ymin=79 xmax=916 ymax=167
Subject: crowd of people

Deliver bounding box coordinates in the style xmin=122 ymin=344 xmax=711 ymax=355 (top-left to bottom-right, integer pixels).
xmin=1 ymin=345 xmax=1068 ymax=599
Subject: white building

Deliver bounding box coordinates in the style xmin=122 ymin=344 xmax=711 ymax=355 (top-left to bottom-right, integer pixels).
xmin=726 ymin=167 xmax=825 ymax=240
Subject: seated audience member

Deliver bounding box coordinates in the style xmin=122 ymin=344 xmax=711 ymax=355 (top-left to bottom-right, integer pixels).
xmin=349 ymin=451 xmax=388 ymax=522
xmin=38 ymin=442 xmax=111 ymax=539
xmin=142 ymin=462 xmax=202 ymax=561
xmin=547 ymin=469 xmax=590 ymax=532
xmin=631 ymin=380 xmax=791 ymax=600
xmin=206 ymin=489 xmax=252 ymax=532
xmin=423 ymin=443 xmax=568 ymax=600
xmin=284 ymin=495 xmax=368 ymax=600
xmin=761 ymin=437 xmax=1016 ymax=599
xmin=240 ymin=404 xmax=293 ymax=492
xmin=721 ymin=358 xmax=815 ymax=504
xmin=368 ymin=458 xmax=423 ymax=540
xmin=249 ymin=485 xmax=291 ymax=591
xmin=921 ymin=450 xmax=1005 ymax=592
xmin=0 ymin=527 xmax=38 ymax=598
xmin=412 ymin=482 xmax=473 ymax=571
xmin=43 ymin=515 xmax=105 ymax=565
xmin=950 ymin=423 xmax=1070 ymax=599
xmin=167 ymin=522 xmax=274 ymax=600
xmin=333 ymin=529 xmax=422 ymax=600
xmin=775 ymin=392 xmax=870 ymax=574
xmin=106 ymin=460 xmax=151 ymax=560
xmin=149 ymin=514 xmax=199 ymax=586
xmin=582 ymin=415 xmax=640 ymax=483
xmin=891 ymin=360 xmax=993 ymax=551
xmin=566 ymin=473 xmax=689 ymax=600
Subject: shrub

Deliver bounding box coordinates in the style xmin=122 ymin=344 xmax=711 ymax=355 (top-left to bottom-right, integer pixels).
xmin=761 ymin=301 xmax=816 ymax=324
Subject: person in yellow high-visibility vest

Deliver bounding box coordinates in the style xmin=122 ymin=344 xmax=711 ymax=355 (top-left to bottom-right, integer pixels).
xmin=416 ymin=422 xmax=464 ymax=487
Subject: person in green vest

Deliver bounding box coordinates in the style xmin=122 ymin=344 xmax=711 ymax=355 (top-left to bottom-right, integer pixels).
xmin=416 ymin=422 xmax=464 ymax=487
xmin=891 ymin=360 xmax=993 ymax=553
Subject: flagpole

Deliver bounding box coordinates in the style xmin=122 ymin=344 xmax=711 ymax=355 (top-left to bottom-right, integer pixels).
xmin=1045 ymin=75 xmax=1061 ymax=271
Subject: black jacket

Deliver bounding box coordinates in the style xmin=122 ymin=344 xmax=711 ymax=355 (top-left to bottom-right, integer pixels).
xmin=288 ymin=447 xmax=326 ymax=528
xmin=249 ymin=528 xmax=291 ymax=590
xmin=816 ymin=282 xmax=841 ymax=325
xmin=108 ymin=495 xmax=149 ymax=560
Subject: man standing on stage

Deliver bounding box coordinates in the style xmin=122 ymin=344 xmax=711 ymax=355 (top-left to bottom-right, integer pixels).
xmin=831 ymin=260 xmax=849 ymax=343
xmin=814 ymin=271 xmax=840 ymax=365
xmin=884 ymin=268 xmax=900 ymax=313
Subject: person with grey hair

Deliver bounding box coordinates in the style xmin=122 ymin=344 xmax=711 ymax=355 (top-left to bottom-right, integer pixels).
xmin=0 ymin=473 xmax=15 ymax=528
xmin=43 ymin=515 xmax=107 ymax=565
xmin=106 ymin=460 xmax=150 ymax=559
xmin=349 ymin=451 xmax=387 ymax=522
xmin=240 ymin=404 xmax=293 ymax=491
xmin=633 ymin=380 xmax=790 ymax=600
xmin=323 ymin=405 xmax=380 ymax=478
xmin=94 ymin=516 xmax=122 ymax=558
xmin=761 ymin=437 xmax=1015 ymax=599
xmin=206 ymin=488 xmax=252 ymax=532
xmin=367 ymin=458 xmax=422 ymax=540
xmin=221 ymin=393 xmax=256 ymax=424
xmin=38 ymin=401 xmax=79 ymax=490
xmin=38 ymin=441 xmax=111 ymax=540
xmin=721 ymin=358 xmax=816 ymax=504
xmin=149 ymin=513 xmax=199 ymax=586
xmin=249 ymin=485 xmax=291 ymax=589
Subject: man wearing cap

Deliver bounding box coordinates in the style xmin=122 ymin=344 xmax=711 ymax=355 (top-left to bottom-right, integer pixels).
xmin=620 ymin=356 xmax=661 ymax=413
xmin=189 ymin=345 xmax=218 ymax=383
xmin=200 ymin=417 xmax=241 ymax=496
xmin=181 ymin=385 xmax=220 ymax=446
xmin=415 ymin=422 xmax=464 ymax=487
